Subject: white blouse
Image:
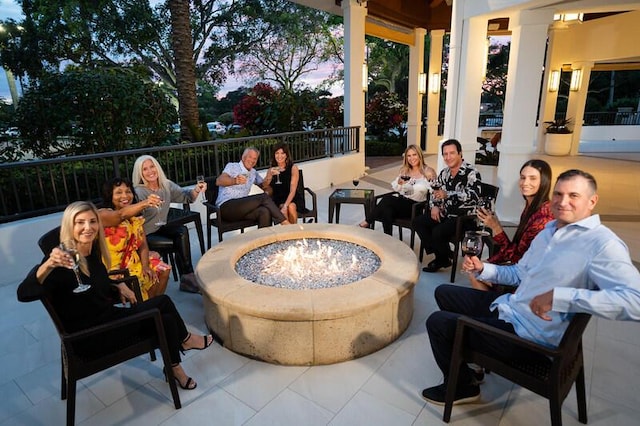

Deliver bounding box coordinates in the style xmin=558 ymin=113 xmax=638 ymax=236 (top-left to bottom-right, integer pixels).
xmin=390 ymin=176 xmax=430 ymax=202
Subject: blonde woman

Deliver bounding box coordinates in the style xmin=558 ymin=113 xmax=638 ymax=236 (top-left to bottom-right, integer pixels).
xmin=359 ymin=144 xmax=436 ymax=234
xmin=132 ymin=155 xmax=205 ymax=293
xmin=18 ymin=201 xmax=212 ymax=390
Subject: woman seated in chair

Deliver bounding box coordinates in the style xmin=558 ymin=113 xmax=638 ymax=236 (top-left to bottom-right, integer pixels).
xmin=358 ymin=144 xmax=436 ymax=235
xmin=17 ymin=201 xmax=212 ymax=390
xmin=263 ymin=143 xmax=302 ymax=223
xmin=470 ymin=159 xmax=554 ymax=291
xmin=132 ymin=155 xmax=206 ymax=293
xmin=99 ymin=177 xmax=171 ymax=300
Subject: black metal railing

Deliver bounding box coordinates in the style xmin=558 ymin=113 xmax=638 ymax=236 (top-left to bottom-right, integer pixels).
xmin=583 ymin=111 xmax=640 ymax=126
xmin=0 ymin=127 xmax=359 ymax=224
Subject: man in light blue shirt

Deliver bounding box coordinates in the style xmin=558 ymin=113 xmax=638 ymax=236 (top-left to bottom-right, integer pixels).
xmin=215 ymin=147 xmax=289 ymax=227
xmin=422 ymin=169 xmax=640 ymax=406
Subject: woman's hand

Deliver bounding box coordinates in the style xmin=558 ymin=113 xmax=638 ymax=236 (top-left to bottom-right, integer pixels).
xmin=116 ymin=282 xmax=137 ymax=305
xmin=477 ymin=208 xmax=502 ymax=234
xmin=49 ymin=247 xmax=75 ymax=270
xmin=142 ymin=266 xmax=159 ymax=285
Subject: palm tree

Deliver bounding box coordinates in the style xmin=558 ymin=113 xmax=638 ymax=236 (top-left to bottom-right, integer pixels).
xmin=168 ymin=0 xmax=199 ymax=141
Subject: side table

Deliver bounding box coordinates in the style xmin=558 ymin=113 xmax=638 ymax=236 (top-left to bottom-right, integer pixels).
xmin=328 ymin=188 xmax=375 ymax=224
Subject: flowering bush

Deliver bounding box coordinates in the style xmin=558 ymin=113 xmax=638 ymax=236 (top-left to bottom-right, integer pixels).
xmin=365 ymin=91 xmax=407 ymax=140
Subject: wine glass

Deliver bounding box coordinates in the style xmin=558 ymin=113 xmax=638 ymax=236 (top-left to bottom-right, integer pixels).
xmin=196 ymin=175 xmax=207 ymax=202
xmin=151 ymin=194 xmax=166 ymax=227
xmin=352 ymin=176 xmax=360 ymax=187
xmin=476 ymin=197 xmax=494 ymax=235
xmin=59 ymin=240 xmax=91 ymax=293
xmin=430 ymin=181 xmax=443 ymax=207
xmin=461 ymin=231 xmax=484 ymax=274
xmin=272 ymin=167 xmax=282 ymax=185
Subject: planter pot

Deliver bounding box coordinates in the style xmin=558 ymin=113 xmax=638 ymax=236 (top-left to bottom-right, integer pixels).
xmin=545 ymin=133 xmax=572 ymax=156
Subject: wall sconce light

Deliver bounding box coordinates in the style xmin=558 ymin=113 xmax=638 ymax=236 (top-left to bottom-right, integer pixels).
xmin=362 ymin=63 xmax=368 ymax=92
xmin=548 ymin=70 xmax=560 ymax=92
xmin=570 ymin=69 xmax=582 ymax=91
xmin=418 ymin=73 xmax=427 ymax=95
xmin=429 ymin=73 xmax=440 ymax=94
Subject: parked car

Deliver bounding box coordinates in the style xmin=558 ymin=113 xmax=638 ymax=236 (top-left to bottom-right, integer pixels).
xmin=226 ymin=124 xmax=243 ymax=135
xmin=207 ymin=121 xmax=226 ymax=136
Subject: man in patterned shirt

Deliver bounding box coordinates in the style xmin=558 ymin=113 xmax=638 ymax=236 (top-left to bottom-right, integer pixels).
xmin=412 ymin=139 xmax=482 ymax=272
xmin=215 ymin=147 xmax=290 ymax=227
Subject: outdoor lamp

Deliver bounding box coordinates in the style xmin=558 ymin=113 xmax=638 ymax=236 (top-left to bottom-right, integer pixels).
xmin=418 ymin=73 xmax=427 ymax=95
xmin=570 ymin=69 xmax=582 ymax=91
xmin=429 ymin=73 xmax=440 ymax=94
xmin=548 ymin=70 xmax=560 ymax=92
xmin=362 ymin=63 xmax=368 ymax=92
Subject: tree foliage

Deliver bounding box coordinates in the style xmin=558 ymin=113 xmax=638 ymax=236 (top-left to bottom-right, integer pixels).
xmin=15 ymin=68 xmax=177 ymax=158
xmin=233 ymin=82 xmax=340 ymax=134
xmin=365 ymin=91 xmax=407 ymax=140
xmin=366 ymin=37 xmax=409 ymax=97
xmin=234 ymin=0 xmax=342 ymax=93
xmin=481 ymin=41 xmax=510 ymax=109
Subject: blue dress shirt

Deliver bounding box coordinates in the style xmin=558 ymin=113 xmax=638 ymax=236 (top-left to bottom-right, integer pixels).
xmin=478 ymin=214 xmax=640 ymax=347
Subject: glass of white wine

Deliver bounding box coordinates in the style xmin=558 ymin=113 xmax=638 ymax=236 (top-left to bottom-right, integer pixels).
xmin=59 ymin=240 xmax=91 ymax=293
xmin=196 ymin=175 xmax=207 ymax=202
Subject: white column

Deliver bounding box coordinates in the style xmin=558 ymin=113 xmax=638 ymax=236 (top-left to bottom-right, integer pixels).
xmin=566 ymin=61 xmax=594 ymax=155
xmin=440 ymin=10 xmax=487 ymax=171
xmin=407 ymin=28 xmax=426 ymax=150
xmin=342 ymin=0 xmax=367 ymax=139
xmin=497 ymin=9 xmax=554 ymax=223
xmin=426 ymin=29 xmax=444 ymax=155
xmin=538 ymin=25 xmax=567 ymax=154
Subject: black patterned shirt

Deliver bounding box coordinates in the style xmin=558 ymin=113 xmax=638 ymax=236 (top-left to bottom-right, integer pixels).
xmin=430 ymin=161 xmax=482 ymax=218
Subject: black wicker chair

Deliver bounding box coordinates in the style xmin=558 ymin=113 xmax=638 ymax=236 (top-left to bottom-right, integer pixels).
xmin=444 ymin=313 xmax=591 ymax=426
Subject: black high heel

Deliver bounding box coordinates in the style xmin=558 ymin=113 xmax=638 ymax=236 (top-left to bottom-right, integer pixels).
xmin=163 ymin=365 xmax=197 ymax=390
xmin=181 ymin=332 xmax=213 ymax=354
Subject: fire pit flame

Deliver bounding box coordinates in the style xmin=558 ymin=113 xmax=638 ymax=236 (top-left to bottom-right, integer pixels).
xmin=235 ymin=237 xmax=381 ymax=290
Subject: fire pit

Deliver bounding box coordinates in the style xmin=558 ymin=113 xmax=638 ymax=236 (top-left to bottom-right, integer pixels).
xmin=195 ymin=223 xmax=419 ymax=365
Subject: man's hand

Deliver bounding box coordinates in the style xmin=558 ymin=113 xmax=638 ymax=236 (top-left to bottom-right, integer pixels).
xmin=462 ymin=255 xmax=484 ymax=275
xmin=430 ymin=206 xmax=442 ymax=222
xmin=530 ymin=290 xmax=554 ymax=321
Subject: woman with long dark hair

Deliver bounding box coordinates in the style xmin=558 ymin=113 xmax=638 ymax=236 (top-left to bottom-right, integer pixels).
xmin=470 ymin=159 xmax=554 ymax=290
xmin=263 ymin=143 xmax=303 ymax=223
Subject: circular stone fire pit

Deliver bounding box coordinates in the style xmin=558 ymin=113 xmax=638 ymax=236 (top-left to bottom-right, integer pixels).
xmin=195 ymin=223 xmax=420 ymax=365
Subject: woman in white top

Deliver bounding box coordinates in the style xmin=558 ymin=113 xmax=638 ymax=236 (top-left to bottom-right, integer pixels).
xmin=359 ymin=144 xmax=436 ymax=235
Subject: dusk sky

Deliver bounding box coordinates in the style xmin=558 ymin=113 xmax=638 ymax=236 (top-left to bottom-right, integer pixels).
xmin=0 ymin=0 xmax=343 ymax=104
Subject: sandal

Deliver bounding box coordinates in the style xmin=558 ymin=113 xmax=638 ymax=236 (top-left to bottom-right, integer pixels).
xmin=163 ymin=366 xmax=197 ymax=390
xmin=181 ymin=333 xmax=213 ymax=352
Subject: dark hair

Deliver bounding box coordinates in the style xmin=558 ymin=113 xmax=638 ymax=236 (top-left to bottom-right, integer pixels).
xmin=556 ymin=169 xmax=598 ymax=193
xmin=513 ymin=159 xmax=552 ymax=244
xmin=441 ymin=139 xmax=462 ymax=155
xmin=270 ymin=143 xmax=293 ymax=168
xmin=102 ymin=177 xmax=138 ymax=209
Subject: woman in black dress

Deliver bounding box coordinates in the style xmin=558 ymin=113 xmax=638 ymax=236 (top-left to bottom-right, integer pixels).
xmin=264 ymin=143 xmax=303 ymax=223
xmin=17 ymin=201 xmax=212 ymax=390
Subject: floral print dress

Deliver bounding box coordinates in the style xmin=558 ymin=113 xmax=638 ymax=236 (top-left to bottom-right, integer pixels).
xmin=104 ymin=216 xmax=169 ymax=300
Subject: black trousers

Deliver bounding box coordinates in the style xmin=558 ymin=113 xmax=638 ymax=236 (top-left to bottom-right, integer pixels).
xmin=367 ymin=194 xmax=415 ymax=235
xmin=220 ymin=193 xmax=286 ymax=227
xmin=89 ymin=295 xmax=189 ymax=364
xmin=149 ymin=224 xmax=194 ymax=275
xmin=426 ymin=285 xmax=545 ymax=386
xmin=412 ymin=213 xmax=458 ymax=262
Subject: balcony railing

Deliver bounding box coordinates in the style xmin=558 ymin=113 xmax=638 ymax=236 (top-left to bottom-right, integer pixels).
xmin=0 ymin=127 xmax=359 ymax=224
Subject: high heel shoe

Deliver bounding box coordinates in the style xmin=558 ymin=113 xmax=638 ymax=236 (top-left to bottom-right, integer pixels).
xmin=163 ymin=366 xmax=197 ymax=390
xmin=181 ymin=332 xmax=213 ymax=353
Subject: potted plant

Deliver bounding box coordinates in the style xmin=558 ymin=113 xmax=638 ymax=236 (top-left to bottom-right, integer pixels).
xmin=544 ymin=118 xmax=573 ymax=156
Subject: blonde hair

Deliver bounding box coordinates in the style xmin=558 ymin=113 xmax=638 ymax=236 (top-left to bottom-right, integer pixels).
xmin=132 ymin=155 xmax=170 ymax=191
xmin=60 ymin=201 xmax=110 ymax=275
xmin=401 ymin=144 xmax=426 ymax=173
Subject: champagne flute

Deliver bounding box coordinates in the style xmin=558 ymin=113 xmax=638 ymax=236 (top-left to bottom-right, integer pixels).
xmin=461 ymin=231 xmax=484 ymax=274
xmin=196 ymin=175 xmax=207 ymax=202
xmin=59 ymin=240 xmax=91 ymax=293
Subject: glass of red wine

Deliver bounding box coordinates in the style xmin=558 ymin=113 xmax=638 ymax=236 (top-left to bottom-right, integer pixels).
xmin=352 ymin=177 xmax=360 ymax=187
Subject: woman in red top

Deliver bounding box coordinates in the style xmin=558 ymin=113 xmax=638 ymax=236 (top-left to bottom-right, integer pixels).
xmin=470 ymin=159 xmax=554 ymax=291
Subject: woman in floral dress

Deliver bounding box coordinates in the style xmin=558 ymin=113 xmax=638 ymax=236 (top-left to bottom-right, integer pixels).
xmin=99 ymin=177 xmax=170 ymax=299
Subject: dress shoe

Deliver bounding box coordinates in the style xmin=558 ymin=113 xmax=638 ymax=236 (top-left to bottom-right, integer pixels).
xmin=422 ymin=258 xmax=452 ymax=273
